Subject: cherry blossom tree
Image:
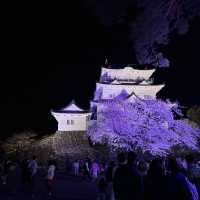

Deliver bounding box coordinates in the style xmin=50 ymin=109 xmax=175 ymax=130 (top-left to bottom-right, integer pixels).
xmin=85 ymin=0 xmax=200 ymax=66
xmin=88 ymin=98 xmax=200 ymax=156
xmin=131 ymin=0 xmax=200 ymax=66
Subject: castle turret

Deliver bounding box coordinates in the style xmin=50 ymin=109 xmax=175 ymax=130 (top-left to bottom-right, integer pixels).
xmin=51 ymin=100 xmax=91 ymax=132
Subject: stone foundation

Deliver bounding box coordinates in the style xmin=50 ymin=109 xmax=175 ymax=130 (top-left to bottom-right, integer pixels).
xmin=35 ymin=131 xmax=109 ymax=162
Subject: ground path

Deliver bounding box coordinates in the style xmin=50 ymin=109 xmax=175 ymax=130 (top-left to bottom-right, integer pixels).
xmin=0 ymin=169 xmax=97 ymax=200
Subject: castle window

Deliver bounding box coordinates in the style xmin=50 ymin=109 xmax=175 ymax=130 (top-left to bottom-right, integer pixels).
xmin=87 ymin=116 xmax=90 ymax=121
xmin=71 ymin=120 xmax=74 ymax=125
xmin=67 ymin=120 xmax=70 ymax=125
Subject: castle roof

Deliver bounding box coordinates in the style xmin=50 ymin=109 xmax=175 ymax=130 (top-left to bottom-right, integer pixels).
xmin=96 ymin=82 xmax=165 ymax=99
xmin=51 ymin=100 xmax=91 ymax=114
xmin=101 ymin=66 xmax=155 ymax=81
xmin=111 ymin=80 xmax=121 ymax=84
xmin=113 ymin=89 xmax=129 ymax=101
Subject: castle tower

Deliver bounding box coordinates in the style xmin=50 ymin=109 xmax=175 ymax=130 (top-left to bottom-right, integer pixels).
xmin=96 ymin=65 xmax=164 ymax=100
xmin=90 ymin=64 xmax=165 ymax=117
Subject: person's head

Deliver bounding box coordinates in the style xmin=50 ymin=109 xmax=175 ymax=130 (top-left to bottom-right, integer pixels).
xmin=166 ymin=157 xmax=181 ymax=173
xmin=176 ymin=157 xmax=188 ymax=172
xmin=117 ymin=152 xmax=127 ymax=164
xmin=148 ymin=158 xmax=164 ymax=178
xmin=185 ymin=154 xmax=195 ymax=164
xmin=138 ymin=160 xmax=149 ymax=174
xmin=48 ymin=160 xmax=54 ymax=166
xmin=127 ymin=151 xmax=137 ymax=165
xmin=100 ymin=171 xmax=105 ymax=176
xmin=109 ymin=161 xmax=115 ymax=167
xmin=32 ymin=155 xmax=36 ymax=160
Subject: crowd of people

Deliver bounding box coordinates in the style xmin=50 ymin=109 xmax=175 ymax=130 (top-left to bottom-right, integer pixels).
xmin=72 ymin=153 xmax=200 ymax=200
xmin=0 ymin=153 xmax=200 ymax=200
xmin=0 ymin=155 xmax=57 ymax=198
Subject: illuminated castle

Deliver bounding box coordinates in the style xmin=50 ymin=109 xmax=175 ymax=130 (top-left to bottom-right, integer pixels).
xmin=90 ymin=64 xmax=165 ymax=119
xmin=51 ymin=64 xmax=164 ymax=132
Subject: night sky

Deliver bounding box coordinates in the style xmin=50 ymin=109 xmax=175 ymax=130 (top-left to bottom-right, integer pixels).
xmin=0 ymin=2 xmax=200 ymax=138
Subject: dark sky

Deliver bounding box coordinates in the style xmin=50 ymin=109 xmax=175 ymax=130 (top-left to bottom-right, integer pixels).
xmin=0 ymin=2 xmax=200 ymax=138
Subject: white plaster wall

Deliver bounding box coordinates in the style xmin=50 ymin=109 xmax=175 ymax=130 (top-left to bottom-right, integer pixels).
xmin=96 ymin=83 xmax=165 ymax=99
xmin=52 ymin=113 xmax=91 ymax=131
xmin=101 ymin=67 xmax=155 ymax=80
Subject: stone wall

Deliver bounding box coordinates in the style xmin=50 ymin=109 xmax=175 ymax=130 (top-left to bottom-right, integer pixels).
xmin=34 ymin=131 xmax=109 ymax=162
xmin=1 ymin=131 xmax=110 ymax=164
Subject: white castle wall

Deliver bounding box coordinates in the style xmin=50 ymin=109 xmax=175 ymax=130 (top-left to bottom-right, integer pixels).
xmin=96 ymin=83 xmax=165 ymax=99
xmin=52 ymin=113 xmax=91 ymax=131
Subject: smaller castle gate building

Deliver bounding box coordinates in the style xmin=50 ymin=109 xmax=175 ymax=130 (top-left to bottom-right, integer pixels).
xmin=51 ymin=101 xmax=91 ymax=132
